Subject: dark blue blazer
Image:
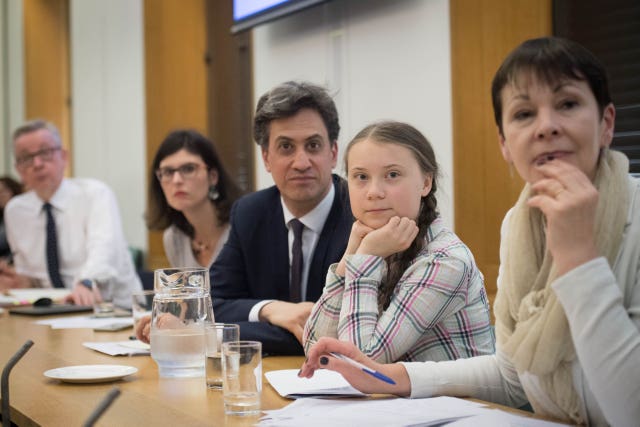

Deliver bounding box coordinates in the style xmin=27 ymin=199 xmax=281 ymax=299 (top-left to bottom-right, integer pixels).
xmin=211 ymin=175 xmax=352 ymax=355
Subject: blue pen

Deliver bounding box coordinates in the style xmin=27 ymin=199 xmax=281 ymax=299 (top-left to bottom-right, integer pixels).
xmin=329 ymin=352 xmax=396 ymax=385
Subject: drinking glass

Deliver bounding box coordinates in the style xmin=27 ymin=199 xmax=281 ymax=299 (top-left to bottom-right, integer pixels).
xmin=205 ymin=323 xmax=239 ymax=389
xmin=131 ymin=290 xmax=154 ymax=332
xmin=222 ymin=340 xmax=262 ymax=416
xmin=92 ymin=280 xmax=115 ymax=316
xmin=150 ymin=286 xmax=207 ymax=378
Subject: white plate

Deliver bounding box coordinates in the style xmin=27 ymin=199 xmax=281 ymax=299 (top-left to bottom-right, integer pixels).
xmin=44 ymin=364 xmax=138 ymax=383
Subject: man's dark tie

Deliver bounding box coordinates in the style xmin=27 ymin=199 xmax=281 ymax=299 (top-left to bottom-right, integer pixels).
xmin=44 ymin=203 xmax=65 ymax=288
xmin=289 ymin=219 xmax=304 ymax=303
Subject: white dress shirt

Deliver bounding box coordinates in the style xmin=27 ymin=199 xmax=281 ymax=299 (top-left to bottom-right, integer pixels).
xmin=5 ymin=178 xmax=142 ymax=308
xmin=248 ymin=184 xmax=335 ymax=321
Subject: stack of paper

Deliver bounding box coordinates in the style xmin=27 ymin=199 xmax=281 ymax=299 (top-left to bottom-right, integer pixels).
xmin=259 ymin=396 xmax=568 ymax=427
xmin=260 ymin=396 xmax=488 ymax=427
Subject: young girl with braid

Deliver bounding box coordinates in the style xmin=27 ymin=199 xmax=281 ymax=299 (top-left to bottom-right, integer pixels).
xmin=303 ymin=121 xmax=494 ymax=363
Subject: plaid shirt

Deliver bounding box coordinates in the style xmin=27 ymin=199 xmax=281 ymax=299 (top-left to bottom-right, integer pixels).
xmin=303 ymin=218 xmax=495 ymax=363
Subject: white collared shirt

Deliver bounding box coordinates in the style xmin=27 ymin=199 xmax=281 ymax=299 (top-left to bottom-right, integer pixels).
xmin=5 ymin=178 xmax=142 ymax=308
xmin=248 ymin=184 xmax=335 ymax=321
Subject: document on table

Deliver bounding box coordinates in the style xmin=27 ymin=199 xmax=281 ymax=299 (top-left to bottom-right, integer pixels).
xmin=83 ymin=340 xmax=150 ymax=356
xmin=259 ymin=396 xmax=488 ymax=427
xmin=265 ymin=369 xmax=367 ymax=398
xmin=0 ymin=288 xmax=70 ymax=306
xmin=37 ymin=315 xmax=134 ymax=329
xmin=259 ymin=396 xmax=567 ymax=427
xmin=445 ymin=411 xmax=569 ymax=426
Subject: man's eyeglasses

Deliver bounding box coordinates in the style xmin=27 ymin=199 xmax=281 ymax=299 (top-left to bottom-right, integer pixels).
xmin=15 ymin=147 xmax=62 ymax=168
xmin=155 ymin=163 xmax=205 ymax=182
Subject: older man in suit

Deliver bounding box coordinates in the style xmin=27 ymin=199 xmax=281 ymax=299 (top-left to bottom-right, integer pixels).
xmin=211 ymin=81 xmax=352 ymax=355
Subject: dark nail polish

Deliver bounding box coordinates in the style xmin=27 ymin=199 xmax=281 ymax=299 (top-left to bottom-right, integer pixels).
xmin=320 ymin=356 xmax=329 ymax=366
xmin=297 ymin=369 xmax=302 ymax=376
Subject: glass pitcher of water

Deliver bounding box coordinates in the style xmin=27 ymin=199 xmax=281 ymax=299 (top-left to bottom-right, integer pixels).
xmin=150 ymin=268 xmax=214 ymax=378
xmin=153 ymin=267 xmax=215 ymax=323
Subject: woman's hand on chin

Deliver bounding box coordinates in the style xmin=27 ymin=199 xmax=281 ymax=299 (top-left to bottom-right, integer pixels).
xmin=527 ymin=160 xmax=599 ymax=275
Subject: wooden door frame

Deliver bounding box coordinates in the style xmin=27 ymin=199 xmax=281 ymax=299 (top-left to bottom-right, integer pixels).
xmin=450 ymin=0 xmax=551 ymax=312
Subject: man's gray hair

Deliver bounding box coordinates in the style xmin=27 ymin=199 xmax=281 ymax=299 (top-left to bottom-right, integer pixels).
xmin=12 ymin=119 xmax=62 ymax=149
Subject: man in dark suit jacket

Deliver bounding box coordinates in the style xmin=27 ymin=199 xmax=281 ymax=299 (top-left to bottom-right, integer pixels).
xmin=211 ymin=81 xmax=352 ymax=355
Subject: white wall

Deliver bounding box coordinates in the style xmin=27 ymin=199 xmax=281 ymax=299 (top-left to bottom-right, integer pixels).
xmin=0 ymin=0 xmax=25 ymax=173
xmin=252 ymin=0 xmax=454 ymax=226
xmin=3 ymin=0 xmax=453 ymax=253
xmin=70 ymin=0 xmax=147 ymax=250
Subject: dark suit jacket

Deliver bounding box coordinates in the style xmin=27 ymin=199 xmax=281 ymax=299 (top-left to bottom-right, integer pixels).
xmin=211 ymin=175 xmax=352 ymax=355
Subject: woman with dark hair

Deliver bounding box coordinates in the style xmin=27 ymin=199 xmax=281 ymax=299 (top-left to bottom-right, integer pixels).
xmin=301 ymin=37 xmax=640 ymax=426
xmin=303 ymin=121 xmax=494 ymax=363
xmin=147 ymin=129 xmax=242 ymax=268
xmin=0 ymin=176 xmax=23 ymax=259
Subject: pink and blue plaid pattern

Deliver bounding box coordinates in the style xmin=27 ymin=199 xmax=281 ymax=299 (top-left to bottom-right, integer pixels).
xmin=303 ymin=218 xmax=495 ymax=363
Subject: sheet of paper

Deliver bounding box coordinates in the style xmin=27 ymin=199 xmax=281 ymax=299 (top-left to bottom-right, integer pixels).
xmin=0 ymin=288 xmax=71 ymax=306
xmin=259 ymin=396 xmax=490 ymax=427
xmin=83 ymin=340 xmax=150 ymax=356
xmin=445 ymin=410 xmax=568 ymax=426
xmin=265 ymin=369 xmax=367 ymax=398
xmin=37 ymin=315 xmax=133 ymax=329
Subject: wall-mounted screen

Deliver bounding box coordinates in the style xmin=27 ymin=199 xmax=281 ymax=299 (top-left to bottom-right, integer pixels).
xmin=232 ymin=0 xmax=330 ymax=34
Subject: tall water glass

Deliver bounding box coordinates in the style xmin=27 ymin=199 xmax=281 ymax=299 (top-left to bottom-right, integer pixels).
xmin=206 ymin=323 xmax=240 ymax=389
xmin=222 ymin=340 xmax=262 ymax=416
xmin=150 ymin=287 xmax=207 ymax=378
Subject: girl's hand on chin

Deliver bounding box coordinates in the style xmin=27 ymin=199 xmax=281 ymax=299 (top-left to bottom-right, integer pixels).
xmin=336 ymin=220 xmax=374 ymax=276
xmin=358 ymin=216 xmax=418 ymax=258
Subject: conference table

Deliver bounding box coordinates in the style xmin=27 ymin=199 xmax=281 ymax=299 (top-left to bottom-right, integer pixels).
xmin=0 ymin=310 xmax=300 ymax=426
xmin=0 ymin=310 xmax=562 ymax=426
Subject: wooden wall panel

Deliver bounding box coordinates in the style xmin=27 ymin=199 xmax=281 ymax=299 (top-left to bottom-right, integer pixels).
xmin=206 ymin=1 xmax=255 ymax=193
xmin=144 ymin=0 xmax=208 ymax=269
xmin=23 ymin=0 xmax=71 ymax=167
xmin=451 ymin=0 xmax=551 ymax=312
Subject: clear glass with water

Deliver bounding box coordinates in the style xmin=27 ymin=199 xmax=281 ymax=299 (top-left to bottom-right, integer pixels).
xmin=206 ymin=323 xmax=239 ymax=389
xmin=92 ymin=280 xmax=115 ymax=316
xmin=222 ymin=340 xmax=262 ymax=415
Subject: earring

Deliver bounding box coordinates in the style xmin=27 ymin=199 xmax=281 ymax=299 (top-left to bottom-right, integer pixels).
xmin=508 ymin=162 xmax=515 ymax=179
xmin=208 ymin=184 xmax=220 ymax=201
